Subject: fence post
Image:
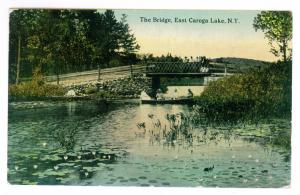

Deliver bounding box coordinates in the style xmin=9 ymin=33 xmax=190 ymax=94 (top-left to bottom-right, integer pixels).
xmin=97 ymin=65 xmax=101 ymax=82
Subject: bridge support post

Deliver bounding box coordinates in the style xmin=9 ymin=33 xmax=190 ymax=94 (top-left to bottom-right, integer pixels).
xmin=151 ymin=76 xmax=160 ymax=96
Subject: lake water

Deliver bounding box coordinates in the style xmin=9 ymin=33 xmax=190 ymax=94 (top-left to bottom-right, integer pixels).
xmin=8 ymin=100 xmax=291 ymax=187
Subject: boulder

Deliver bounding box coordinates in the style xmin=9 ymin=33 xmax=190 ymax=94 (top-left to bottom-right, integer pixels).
xmin=65 ymin=89 xmax=76 ymax=97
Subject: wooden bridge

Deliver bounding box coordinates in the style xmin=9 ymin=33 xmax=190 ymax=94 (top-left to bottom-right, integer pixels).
xmin=145 ymin=61 xmax=234 ymax=92
xmin=20 ymin=61 xmax=236 ymax=87
xmin=146 ymin=62 xmax=211 ymax=77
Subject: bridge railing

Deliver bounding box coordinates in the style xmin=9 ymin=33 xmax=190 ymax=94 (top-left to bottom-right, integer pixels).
xmin=146 ymin=62 xmax=213 ymax=74
xmin=145 ymin=61 xmax=238 ymax=74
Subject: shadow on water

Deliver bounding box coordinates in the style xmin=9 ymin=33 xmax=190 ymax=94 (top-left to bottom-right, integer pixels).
xmin=8 ymin=100 xmax=110 ymax=121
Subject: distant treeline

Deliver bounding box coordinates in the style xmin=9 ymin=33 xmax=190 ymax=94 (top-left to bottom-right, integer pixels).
xmin=211 ymin=57 xmax=271 ymax=69
xmin=139 ymin=53 xmax=209 ymax=63
xmin=9 ymin=9 xmax=140 ymax=84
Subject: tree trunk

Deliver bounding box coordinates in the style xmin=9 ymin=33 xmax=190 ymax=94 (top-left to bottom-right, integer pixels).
xmin=98 ymin=64 xmax=101 ymax=82
xmin=283 ymin=41 xmax=287 ymax=63
xmin=56 ymin=72 xmax=60 ymax=85
xmin=56 ymin=64 xmax=60 ymax=85
xmin=130 ymin=64 xmax=133 ymax=77
xmin=16 ymin=35 xmax=21 ymax=84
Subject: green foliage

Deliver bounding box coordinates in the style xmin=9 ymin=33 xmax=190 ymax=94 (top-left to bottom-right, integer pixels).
xmin=253 ymin=11 xmax=292 ymax=61
xmin=139 ymin=53 xmax=184 ymax=64
xmin=31 ymin=67 xmax=44 ymax=85
xmin=53 ymin=124 xmax=78 ymax=151
xmin=108 ymin=59 xmax=120 ymax=67
xmin=9 ymin=68 xmax=66 ymax=100
xmin=194 ymin=61 xmax=291 ymax=123
xmin=9 ymin=9 xmax=140 ymax=83
xmin=84 ymin=86 xmax=97 ymax=94
xmin=9 ymin=82 xmax=66 ymax=100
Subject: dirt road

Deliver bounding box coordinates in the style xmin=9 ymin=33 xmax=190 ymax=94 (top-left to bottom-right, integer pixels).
xmin=45 ymin=65 xmax=145 ymax=86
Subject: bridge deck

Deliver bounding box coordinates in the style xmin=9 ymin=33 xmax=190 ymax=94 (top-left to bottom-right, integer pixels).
xmin=145 ymin=72 xmax=212 ymax=77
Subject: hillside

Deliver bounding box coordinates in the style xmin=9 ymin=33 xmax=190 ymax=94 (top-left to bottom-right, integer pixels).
xmin=210 ymin=57 xmax=272 ymax=73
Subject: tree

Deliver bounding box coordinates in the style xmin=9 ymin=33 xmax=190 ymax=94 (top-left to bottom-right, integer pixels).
xmin=9 ymin=9 xmax=140 ymax=84
xmin=118 ymin=14 xmax=140 ymax=76
xmin=253 ymin=11 xmax=292 ymax=62
xmin=9 ymin=9 xmax=41 ymax=84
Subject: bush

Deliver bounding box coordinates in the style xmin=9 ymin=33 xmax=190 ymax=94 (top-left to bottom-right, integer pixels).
xmin=9 ymin=82 xmax=66 ymax=100
xmin=9 ymin=67 xmax=66 ymax=101
xmin=84 ymin=86 xmax=97 ymax=94
xmin=109 ymin=59 xmax=120 ymax=67
xmin=194 ymin=61 xmax=292 ymax=123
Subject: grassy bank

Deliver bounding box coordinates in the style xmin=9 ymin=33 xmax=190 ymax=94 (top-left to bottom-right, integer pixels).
xmin=9 ymin=68 xmax=66 ymax=101
xmin=9 ymin=82 xmax=66 ymax=102
xmin=194 ymin=61 xmax=292 ymax=123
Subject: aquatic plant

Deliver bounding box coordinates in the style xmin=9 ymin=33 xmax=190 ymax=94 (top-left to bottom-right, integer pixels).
xmin=138 ymin=112 xmax=208 ymax=147
xmin=137 ymin=110 xmax=291 ymax=154
xmin=53 ymin=124 xmax=79 ymax=151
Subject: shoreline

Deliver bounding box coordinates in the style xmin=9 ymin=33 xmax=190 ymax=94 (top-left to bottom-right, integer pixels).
xmin=8 ymin=95 xmax=141 ymax=103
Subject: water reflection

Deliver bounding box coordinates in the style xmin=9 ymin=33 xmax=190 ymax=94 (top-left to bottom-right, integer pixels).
xmin=135 ymin=110 xmax=238 ymax=150
xmin=8 ymin=101 xmax=291 ymax=187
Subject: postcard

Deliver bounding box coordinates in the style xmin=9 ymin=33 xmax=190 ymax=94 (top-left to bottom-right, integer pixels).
xmin=7 ymin=8 xmax=292 ymax=188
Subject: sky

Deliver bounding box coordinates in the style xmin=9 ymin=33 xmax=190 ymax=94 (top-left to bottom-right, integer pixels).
xmin=105 ymin=9 xmax=277 ymax=62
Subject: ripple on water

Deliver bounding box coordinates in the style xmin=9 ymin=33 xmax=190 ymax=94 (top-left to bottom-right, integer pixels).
xmin=162 ymin=182 xmax=170 ymax=186
xmin=129 ymin=178 xmax=138 ymax=182
xmin=148 ymin=179 xmax=157 ymax=183
xmin=221 ymin=172 xmax=230 ymax=176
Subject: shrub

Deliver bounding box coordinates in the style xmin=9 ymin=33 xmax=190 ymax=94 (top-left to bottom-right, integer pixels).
xmin=194 ymin=61 xmax=291 ymax=123
xmin=109 ymin=59 xmax=120 ymax=67
xmin=9 ymin=82 xmax=66 ymax=100
xmin=9 ymin=67 xmax=66 ymax=100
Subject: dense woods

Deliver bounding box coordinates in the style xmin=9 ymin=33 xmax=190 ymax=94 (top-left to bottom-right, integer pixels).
xmin=9 ymin=9 xmax=140 ymax=84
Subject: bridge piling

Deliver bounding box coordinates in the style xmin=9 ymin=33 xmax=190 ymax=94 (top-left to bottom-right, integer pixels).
xmin=151 ymin=76 xmax=161 ymax=94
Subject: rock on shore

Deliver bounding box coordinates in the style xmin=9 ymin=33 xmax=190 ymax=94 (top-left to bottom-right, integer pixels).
xmin=65 ymin=75 xmax=151 ymax=98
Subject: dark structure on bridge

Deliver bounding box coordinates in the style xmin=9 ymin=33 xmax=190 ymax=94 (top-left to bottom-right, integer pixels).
xmin=146 ymin=61 xmax=211 ymax=77
xmin=145 ymin=61 xmax=228 ymax=95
